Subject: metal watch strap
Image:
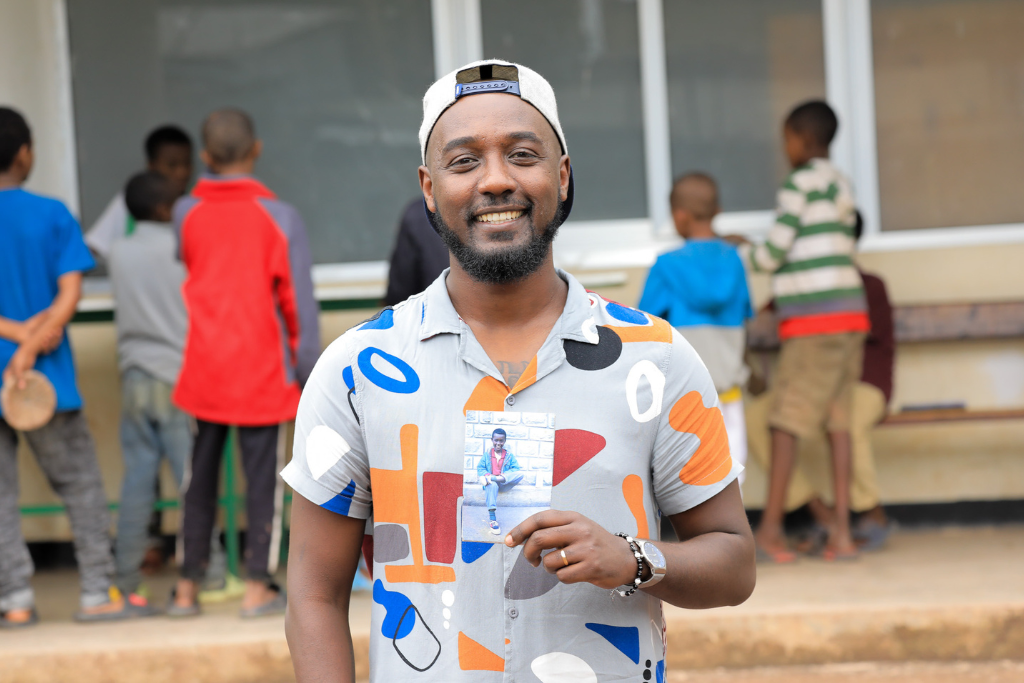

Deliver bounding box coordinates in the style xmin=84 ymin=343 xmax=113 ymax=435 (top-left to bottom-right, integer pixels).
xmin=613 ymin=533 xmax=644 ymax=597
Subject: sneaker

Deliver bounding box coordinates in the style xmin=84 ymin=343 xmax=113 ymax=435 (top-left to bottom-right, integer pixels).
xmin=489 ymin=520 xmax=501 ymax=535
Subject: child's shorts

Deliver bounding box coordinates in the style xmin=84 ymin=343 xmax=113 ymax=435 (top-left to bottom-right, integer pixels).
xmin=768 ymin=332 xmax=866 ymax=438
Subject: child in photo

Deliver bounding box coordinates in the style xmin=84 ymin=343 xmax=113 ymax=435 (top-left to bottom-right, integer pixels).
xmin=476 ymin=428 xmax=524 ymax=535
xmin=462 ymin=411 xmax=554 ymax=543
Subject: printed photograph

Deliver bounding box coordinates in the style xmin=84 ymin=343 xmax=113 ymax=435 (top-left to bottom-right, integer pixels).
xmin=462 ymin=410 xmax=555 ymax=543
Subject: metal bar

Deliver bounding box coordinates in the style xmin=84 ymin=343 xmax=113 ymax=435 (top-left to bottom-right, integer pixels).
xmin=637 ymin=0 xmax=672 ymax=237
xmin=223 ymin=428 xmax=240 ymax=578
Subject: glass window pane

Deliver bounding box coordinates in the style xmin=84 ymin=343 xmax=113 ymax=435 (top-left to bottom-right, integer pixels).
xmin=663 ymin=0 xmax=825 ymax=211
xmin=872 ymin=0 xmax=1024 ymax=231
xmin=481 ymin=0 xmax=647 ymax=221
xmin=68 ymin=0 xmax=433 ymax=264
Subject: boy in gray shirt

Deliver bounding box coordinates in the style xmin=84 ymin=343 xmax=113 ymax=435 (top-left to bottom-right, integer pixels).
xmin=109 ymin=171 xmax=224 ymax=598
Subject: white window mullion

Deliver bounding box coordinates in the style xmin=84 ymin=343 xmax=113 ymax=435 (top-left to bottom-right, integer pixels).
xmin=431 ymin=0 xmax=483 ymax=80
xmin=823 ymin=0 xmax=881 ymax=237
xmin=637 ymin=0 xmax=672 ymax=237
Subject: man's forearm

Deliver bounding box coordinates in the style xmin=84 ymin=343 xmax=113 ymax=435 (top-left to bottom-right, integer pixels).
xmin=640 ymin=530 xmax=755 ymax=609
xmin=286 ymin=599 xmax=357 ymax=682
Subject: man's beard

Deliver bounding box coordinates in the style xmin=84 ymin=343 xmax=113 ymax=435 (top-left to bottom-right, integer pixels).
xmin=427 ymin=199 xmax=566 ymax=285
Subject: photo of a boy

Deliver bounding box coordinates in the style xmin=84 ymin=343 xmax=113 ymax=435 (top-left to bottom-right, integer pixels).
xmin=476 ymin=428 xmax=524 ymax=535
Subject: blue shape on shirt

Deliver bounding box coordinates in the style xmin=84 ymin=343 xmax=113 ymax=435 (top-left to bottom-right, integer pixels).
xmin=606 ymin=301 xmax=649 ymax=325
xmin=342 ymin=365 xmax=355 ymax=392
xmin=357 ymin=347 xmax=420 ymax=394
xmin=360 ymin=308 xmax=394 ymax=331
xmin=637 ymin=238 xmax=752 ymax=328
xmin=461 ymin=540 xmax=493 ymax=564
xmin=585 ymin=622 xmax=640 ymax=664
xmin=372 ymin=579 xmax=416 ymax=639
xmin=0 ymin=189 xmax=95 ymax=418
xmin=320 ymin=479 xmax=357 ymax=516
xmin=656 ymin=659 xmax=666 ymax=683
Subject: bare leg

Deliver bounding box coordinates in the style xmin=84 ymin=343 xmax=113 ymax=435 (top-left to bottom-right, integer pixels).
xmin=827 ymin=431 xmax=857 ymax=554
xmin=754 ymin=428 xmax=797 ymax=554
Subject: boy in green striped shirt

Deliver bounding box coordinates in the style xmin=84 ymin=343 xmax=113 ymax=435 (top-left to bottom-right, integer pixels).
xmin=743 ymin=101 xmax=869 ymax=562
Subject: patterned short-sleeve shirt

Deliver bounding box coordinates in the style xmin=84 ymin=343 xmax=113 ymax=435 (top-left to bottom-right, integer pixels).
xmin=282 ymin=270 xmax=741 ymax=682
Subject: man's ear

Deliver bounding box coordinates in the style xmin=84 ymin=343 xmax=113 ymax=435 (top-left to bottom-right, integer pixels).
xmin=559 ymin=155 xmax=571 ymax=202
xmin=250 ymin=139 xmax=263 ymax=162
xmin=200 ymin=149 xmax=214 ymax=170
xmin=418 ymin=165 xmax=437 ymax=213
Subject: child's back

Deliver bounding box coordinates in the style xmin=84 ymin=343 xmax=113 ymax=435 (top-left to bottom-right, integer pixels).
xmin=0 ymin=188 xmax=93 ymax=412
xmin=108 ymin=218 xmax=186 ymax=383
xmin=640 ymin=237 xmax=752 ymax=393
xmin=173 ymin=176 xmax=318 ymax=424
xmin=753 ymin=157 xmax=867 ymax=339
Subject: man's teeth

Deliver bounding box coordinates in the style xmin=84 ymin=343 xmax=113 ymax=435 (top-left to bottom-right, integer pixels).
xmin=476 ymin=210 xmax=524 ymax=224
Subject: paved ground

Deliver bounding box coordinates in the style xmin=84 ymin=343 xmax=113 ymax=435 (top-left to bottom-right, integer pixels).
xmin=666 ymin=660 xmax=1024 ymax=682
xmin=3 ymin=526 xmax=1023 ymax=683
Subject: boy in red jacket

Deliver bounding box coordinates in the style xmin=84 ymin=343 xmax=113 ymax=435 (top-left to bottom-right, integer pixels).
xmin=169 ymin=109 xmax=319 ymax=617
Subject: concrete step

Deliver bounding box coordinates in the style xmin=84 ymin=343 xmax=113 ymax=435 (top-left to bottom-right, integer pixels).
xmin=3 ymin=526 xmax=1023 ymax=682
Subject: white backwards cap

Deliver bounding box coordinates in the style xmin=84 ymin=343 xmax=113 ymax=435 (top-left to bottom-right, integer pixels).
xmin=418 ymin=59 xmax=568 ymax=164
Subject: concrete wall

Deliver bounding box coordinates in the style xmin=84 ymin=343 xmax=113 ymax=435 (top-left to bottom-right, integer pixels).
xmin=0 ymin=0 xmax=78 ymax=211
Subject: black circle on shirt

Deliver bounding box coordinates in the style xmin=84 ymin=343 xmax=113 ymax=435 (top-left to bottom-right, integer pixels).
xmin=563 ymin=326 xmax=622 ymax=371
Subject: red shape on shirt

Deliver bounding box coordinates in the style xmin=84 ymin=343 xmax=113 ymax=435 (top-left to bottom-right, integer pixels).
xmin=553 ymin=429 xmax=606 ymax=486
xmin=422 ymin=471 xmax=463 ymax=564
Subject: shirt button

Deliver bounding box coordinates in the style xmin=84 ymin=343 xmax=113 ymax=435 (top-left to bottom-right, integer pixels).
xmin=506 ymin=394 xmax=515 ymax=406
xmin=508 ymin=607 xmax=519 ymax=619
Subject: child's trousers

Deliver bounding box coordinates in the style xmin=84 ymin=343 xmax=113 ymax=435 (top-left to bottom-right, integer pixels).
xmin=179 ymin=420 xmax=285 ymax=584
xmin=0 ymin=412 xmax=114 ymax=612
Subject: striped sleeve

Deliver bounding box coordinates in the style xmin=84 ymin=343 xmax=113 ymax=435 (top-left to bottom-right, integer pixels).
xmin=749 ymin=179 xmax=803 ymax=273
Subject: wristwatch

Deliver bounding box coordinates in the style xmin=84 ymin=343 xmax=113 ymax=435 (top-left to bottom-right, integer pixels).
xmin=635 ymin=539 xmax=667 ymax=588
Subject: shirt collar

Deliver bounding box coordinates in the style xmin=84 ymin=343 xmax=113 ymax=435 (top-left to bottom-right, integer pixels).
xmin=419 ymin=267 xmax=600 ymax=388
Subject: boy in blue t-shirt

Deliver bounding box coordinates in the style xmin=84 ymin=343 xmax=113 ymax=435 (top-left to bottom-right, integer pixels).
xmin=0 ymin=107 xmax=155 ymax=626
xmin=638 ymin=173 xmax=753 ymax=482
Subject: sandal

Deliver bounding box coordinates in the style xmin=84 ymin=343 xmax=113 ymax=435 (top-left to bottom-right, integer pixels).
xmin=239 ymin=583 xmax=287 ymax=619
xmin=1 ymin=607 xmax=38 ymax=629
xmin=165 ymin=587 xmax=202 ymax=618
xmin=755 ymin=543 xmax=798 ymax=564
xmin=74 ymin=592 xmax=158 ymax=622
xmin=822 ymin=545 xmax=860 ymax=562
xmin=854 ymin=519 xmax=891 ymax=552
xmin=795 ymin=523 xmax=830 ymax=556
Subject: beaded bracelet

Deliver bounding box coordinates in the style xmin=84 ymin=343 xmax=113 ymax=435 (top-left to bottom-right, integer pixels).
xmin=613 ymin=532 xmax=644 ymax=597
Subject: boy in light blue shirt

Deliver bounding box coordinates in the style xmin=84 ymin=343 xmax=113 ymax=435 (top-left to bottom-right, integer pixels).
xmin=639 ymin=173 xmax=753 ymax=481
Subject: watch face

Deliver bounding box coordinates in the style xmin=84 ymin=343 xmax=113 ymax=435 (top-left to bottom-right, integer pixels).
xmin=644 ymin=542 xmax=666 ymax=569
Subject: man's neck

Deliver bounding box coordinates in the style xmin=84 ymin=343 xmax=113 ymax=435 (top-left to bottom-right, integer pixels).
xmin=446 ymin=255 xmax=568 ymax=331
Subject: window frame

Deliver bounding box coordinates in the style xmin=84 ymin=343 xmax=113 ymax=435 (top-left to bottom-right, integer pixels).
xmin=59 ymin=0 xmax=1024 ymax=286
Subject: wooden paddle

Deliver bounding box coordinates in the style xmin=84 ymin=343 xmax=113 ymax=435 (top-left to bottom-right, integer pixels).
xmin=1 ymin=369 xmax=56 ymax=431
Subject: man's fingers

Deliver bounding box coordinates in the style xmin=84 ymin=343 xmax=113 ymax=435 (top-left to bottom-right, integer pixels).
xmin=522 ymin=527 xmax=577 ymax=567
xmin=504 ymin=509 xmax=578 ymax=547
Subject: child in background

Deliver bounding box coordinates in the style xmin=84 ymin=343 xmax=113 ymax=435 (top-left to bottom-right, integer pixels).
xmin=108 ymin=171 xmax=231 ymax=600
xmin=169 ymin=109 xmax=319 ymax=618
xmin=85 ymin=126 xmax=193 ymax=260
xmin=0 ymin=107 xmax=154 ymax=626
xmin=638 ymin=173 xmax=752 ymax=484
xmin=740 ymin=100 xmax=868 ymax=562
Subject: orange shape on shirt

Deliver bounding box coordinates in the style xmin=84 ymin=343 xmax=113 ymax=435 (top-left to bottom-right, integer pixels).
xmin=463 ymin=376 xmax=507 ymax=415
xmin=510 ymin=356 xmax=538 ymax=394
xmin=669 ymin=391 xmax=732 ymax=486
xmin=605 ymin=315 xmax=672 ymax=344
xmin=459 ymin=631 xmax=505 ymax=671
xmin=370 ymin=424 xmax=456 ymax=584
xmin=622 ymin=474 xmax=649 ymax=538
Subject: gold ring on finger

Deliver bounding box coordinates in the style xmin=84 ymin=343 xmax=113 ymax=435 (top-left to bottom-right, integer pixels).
xmin=560 ymin=548 xmax=569 ymax=567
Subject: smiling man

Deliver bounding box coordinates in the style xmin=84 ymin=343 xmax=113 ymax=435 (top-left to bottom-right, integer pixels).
xmin=282 ymin=60 xmax=755 ymax=682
